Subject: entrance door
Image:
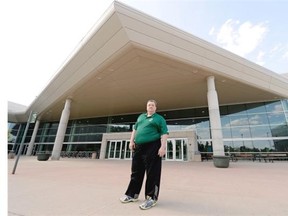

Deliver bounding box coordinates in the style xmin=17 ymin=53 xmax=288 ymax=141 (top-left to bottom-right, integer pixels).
xmin=108 ymin=140 xmax=132 ymax=159
xmin=166 ymin=139 xmax=187 ymax=161
xmin=124 ymin=140 xmax=132 ymax=159
xmin=108 ymin=140 xmax=122 ymax=159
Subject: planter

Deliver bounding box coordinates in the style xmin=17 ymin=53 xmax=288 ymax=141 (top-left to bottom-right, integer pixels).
xmin=8 ymin=151 xmax=15 ymax=159
xmin=37 ymin=153 xmax=50 ymax=161
xmin=213 ymin=155 xmax=230 ymax=168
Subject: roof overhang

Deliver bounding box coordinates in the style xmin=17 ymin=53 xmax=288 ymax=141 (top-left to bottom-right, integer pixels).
xmin=8 ymin=1 xmax=288 ymax=123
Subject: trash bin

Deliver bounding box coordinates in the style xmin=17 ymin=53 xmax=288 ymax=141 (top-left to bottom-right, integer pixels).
xmin=92 ymin=152 xmax=97 ymax=159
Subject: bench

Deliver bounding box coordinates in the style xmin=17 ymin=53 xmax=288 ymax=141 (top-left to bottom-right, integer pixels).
xmin=258 ymin=153 xmax=288 ymax=163
xmin=201 ymin=153 xmax=213 ymax=161
xmin=232 ymin=153 xmax=257 ymax=162
xmin=201 ymin=152 xmax=288 ymax=162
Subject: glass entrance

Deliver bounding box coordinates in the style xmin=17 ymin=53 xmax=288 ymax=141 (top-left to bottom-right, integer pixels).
xmin=108 ymin=140 xmax=121 ymax=159
xmin=107 ymin=140 xmax=132 ymax=159
xmin=124 ymin=140 xmax=132 ymax=159
xmin=107 ymin=139 xmax=187 ymax=161
xmin=166 ymin=139 xmax=187 ymax=161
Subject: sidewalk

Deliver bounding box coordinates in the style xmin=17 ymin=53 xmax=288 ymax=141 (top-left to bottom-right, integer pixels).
xmin=8 ymin=156 xmax=288 ymax=216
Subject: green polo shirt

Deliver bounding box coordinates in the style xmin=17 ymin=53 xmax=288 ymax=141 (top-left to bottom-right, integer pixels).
xmin=134 ymin=112 xmax=169 ymax=144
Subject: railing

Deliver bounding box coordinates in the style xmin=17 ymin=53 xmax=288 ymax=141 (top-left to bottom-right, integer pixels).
xmin=230 ymin=152 xmax=288 ymax=163
xmin=35 ymin=151 xmax=97 ymax=159
xmin=60 ymin=151 xmax=96 ymax=158
xmin=200 ymin=152 xmax=288 ymax=162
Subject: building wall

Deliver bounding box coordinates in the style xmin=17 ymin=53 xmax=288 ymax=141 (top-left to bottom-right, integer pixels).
xmin=8 ymin=99 xmax=288 ymax=157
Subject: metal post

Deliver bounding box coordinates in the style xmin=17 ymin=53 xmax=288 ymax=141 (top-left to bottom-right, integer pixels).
xmin=12 ymin=111 xmax=33 ymax=174
xmin=12 ymin=124 xmax=22 ymax=152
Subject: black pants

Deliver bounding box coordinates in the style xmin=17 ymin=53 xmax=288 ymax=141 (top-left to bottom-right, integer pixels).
xmin=125 ymin=139 xmax=162 ymax=201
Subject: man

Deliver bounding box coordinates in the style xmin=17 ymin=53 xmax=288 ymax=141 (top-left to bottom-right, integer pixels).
xmin=120 ymin=99 xmax=169 ymax=210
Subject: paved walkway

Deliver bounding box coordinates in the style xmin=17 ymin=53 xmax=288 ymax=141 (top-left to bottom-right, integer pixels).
xmin=8 ymin=156 xmax=288 ymax=216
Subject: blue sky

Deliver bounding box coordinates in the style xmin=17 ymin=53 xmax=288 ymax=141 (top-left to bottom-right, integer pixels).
xmin=126 ymin=0 xmax=288 ymax=74
xmin=2 ymin=0 xmax=288 ymax=106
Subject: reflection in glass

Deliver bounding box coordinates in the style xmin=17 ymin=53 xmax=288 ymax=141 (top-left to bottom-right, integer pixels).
xmin=198 ymin=141 xmax=213 ymax=152
xmin=282 ymin=99 xmax=288 ymax=111
xmin=223 ymin=141 xmax=234 ymax=151
xmin=231 ymin=127 xmax=251 ymax=138
xmin=248 ymin=114 xmax=269 ymax=125
xmin=267 ymin=112 xmax=286 ymax=125
xmin=167 ymin=119 xmax=195 ymax=131
xmin=232 ymin=141 xmax=243 ymax=152
xmin=220 ymin=116 xmax=230 ymax=127
xmin=230 ymin=115 xmax=249 ymax=126
xmin=250 ymin=126 xmax=271 ymax=138
xmin=195 ymin=118 xmax=210 ymax=128
xmin=232 ymin=140 xmax=255 ymax=152
xmin=9 ymin=99 xmax=288 ymax=156
xmin=196 ymin=129 xmax=211 ymax=139
xmin=274 ymin=139 xmax=288 ymax=151
xmin=252 ymin=140 xmax=274 ymax=152
xmin=222 ymin=128 xmax=232 ymax=138
xmin=265 ymin=101 xmax=283 ymax=113
xmin=246 ymin=102 xmax=266 ymax=114
xmin=270 ymin=124 xmax=288 ymax=137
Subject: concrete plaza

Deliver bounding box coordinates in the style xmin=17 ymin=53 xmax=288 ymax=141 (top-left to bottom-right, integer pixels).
xmin=8 ymin=156 xmax=288 ymax=216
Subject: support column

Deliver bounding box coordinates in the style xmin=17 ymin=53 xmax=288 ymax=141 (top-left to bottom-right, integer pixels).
xmin=51 ymin=98 xmax=72 ymax=160
xmin=207 ymin=76 xmax=225 ymax=156
xmin=99 ymin=141 xmax=107 ymax=160
xmin=26 ymin=119 xmax=40 ymax=156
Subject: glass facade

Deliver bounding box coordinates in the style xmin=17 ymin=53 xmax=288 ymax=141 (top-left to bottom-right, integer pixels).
xmin=8 ymin=99 xmax=288 ymax=156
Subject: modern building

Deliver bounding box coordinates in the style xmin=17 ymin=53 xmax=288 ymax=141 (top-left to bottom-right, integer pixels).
xmin=8 ymin=1 xmax=288 ymax=162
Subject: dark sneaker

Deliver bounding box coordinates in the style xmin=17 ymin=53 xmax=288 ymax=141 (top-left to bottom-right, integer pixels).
xmin=119 ymin=195 xmax=138 ymax=203
xmin=139 ymin=197 xmax=157 ymax=210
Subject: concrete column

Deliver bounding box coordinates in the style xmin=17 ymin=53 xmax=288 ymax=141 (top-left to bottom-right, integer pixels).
xmin=26 ymin=119 xmax=40 ymax=156
xmin=51 ymin=99 xmax=72 ymax=160
xmin=100 ymin=135 xmax=108 ymax=160
xmin=207 ymin=76 xmax=225 ymax=156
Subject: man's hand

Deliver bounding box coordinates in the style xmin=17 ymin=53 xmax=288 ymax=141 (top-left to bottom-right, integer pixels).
xmin=129 ymin=141 xmax=136 ymax=151
xmin=158 ymin=134 xmax=168 ymax=157
xmin=158 ymin=146 xmax=166 ymax=157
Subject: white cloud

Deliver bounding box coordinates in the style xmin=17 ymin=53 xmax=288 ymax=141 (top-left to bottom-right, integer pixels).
xmin=256 ymin=51 xmax=266 ymax=66
xmin=248 ymin=115 xmax=262 ymax=125
xmin=230 ymin=117 xmax=248 ymax=126
xmin=212 ymin=19 xmax=268 ymax=57
xmin=269 ymin=43 xmax=286 ymax=58
xmin=272 ymin=104 xmax=284 ymax=113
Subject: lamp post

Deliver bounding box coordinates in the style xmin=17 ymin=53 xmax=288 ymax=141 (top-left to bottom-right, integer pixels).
xmin=267 ymin=132 xmax=273 ymax=151
xmin=241 ymin=133 xmax=245 ymax=151
xmin=12 ymin=111 xmax=37 ymax=174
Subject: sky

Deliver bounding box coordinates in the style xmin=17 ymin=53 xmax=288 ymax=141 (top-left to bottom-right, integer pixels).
xmin=2 ymin=0 xmax=288 ymax=107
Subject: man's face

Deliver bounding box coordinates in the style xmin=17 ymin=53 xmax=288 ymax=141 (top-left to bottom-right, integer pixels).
xmin=146 ymin=101 xmax=157 ymax=113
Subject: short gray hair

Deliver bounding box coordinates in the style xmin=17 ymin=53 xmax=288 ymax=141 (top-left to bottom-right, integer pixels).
xmin=147 ymin=99 xmax=157 ymax=106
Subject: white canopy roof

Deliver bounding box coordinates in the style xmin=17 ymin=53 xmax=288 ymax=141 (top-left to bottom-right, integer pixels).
xmin=8 ymin=1 xmax=288 ymax=123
